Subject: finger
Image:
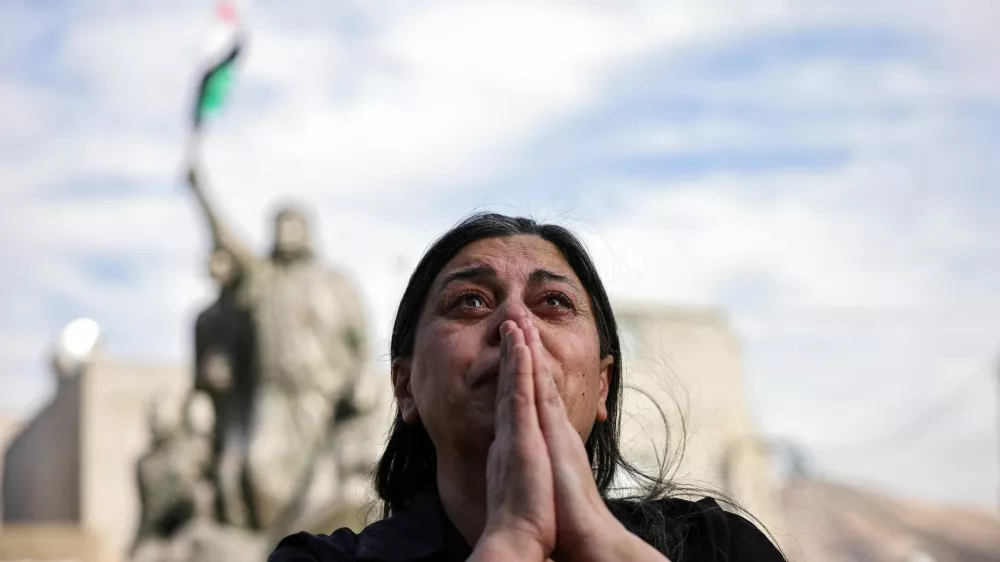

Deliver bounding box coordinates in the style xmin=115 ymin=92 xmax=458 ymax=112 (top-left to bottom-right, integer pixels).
xmin=525 ymin=321 xmax=592 ymax=470
xmin=523 ymin=320 xmax=567 ymax=435
xmin=494 ymin=321 xmax=517 ymax=426
xmin=496 ymin=321 xmax=538 ymax=433
xmin=508 ymin=325 xmax=539 ymax=433
xmin=495 ymin=320 xmax=515 ymax=414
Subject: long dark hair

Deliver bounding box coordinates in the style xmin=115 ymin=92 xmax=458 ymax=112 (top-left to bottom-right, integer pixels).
xmin=374 ymin=213 xmax=711 ymax=555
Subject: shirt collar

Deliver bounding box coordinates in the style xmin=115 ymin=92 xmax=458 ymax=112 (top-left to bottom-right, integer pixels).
xmin=356 ymin=493 xmax=471 ymax=562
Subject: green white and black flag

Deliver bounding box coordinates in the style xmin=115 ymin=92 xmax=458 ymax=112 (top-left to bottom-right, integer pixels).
xmin=191 ymin=0 xmax=247 ymax=131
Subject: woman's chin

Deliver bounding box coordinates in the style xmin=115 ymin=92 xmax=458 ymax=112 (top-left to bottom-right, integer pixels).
xmin=443 ymin=392 xmax=499 ymax=450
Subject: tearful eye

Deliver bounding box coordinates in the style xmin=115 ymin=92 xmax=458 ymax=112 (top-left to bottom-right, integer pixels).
xmin=462 ymin=294 xmax=487 ymax=308
xmin=541 ymin=293 xmax=572 ymax=309
xmin=449 ymin=291 xmax=489 ymax=311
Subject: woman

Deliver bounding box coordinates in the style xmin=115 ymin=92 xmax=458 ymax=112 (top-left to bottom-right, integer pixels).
xmin=270 ymin=213 xmax=784 ymax=561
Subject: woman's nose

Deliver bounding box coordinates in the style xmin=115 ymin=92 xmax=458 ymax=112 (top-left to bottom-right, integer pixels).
xmin=487 ymin=301 xmax=531 ymax=347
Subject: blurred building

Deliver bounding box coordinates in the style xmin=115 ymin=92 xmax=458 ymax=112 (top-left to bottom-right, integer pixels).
xmin=0 ymin=303 xmax=877 ymax=561
xmin=0 ymin=413 xmax=23 ymax=525
xmin=780 ymin=476 xmax=1000 ymax=562
xmin=616 ymin=303 xmax=785 ymax=535
xmin=1 ymin=355 xmax=189 ymax=562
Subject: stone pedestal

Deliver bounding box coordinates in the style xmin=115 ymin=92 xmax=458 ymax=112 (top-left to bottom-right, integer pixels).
xmin=0 ymin=523 xmax=104 ymax=562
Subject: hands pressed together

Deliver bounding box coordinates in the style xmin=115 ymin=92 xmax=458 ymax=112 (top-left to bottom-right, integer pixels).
xmin=470 ymin=313 xmax=669 ymax=562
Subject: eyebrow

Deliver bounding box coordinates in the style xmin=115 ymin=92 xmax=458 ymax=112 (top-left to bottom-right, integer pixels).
xmin=437 ymin=264 xmax=581 ymax=293
xmin=438 ymin=264 xmax=498 ymax=289
xmin=527 ymin=268 xmax=579 ymax=292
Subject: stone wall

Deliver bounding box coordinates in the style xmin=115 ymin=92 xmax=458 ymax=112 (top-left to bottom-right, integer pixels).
xmin=3 ymin=376 xmax=83 ymax=524
xmin=79 ymin=360 xmax=190 ymax=561
xmin=0 ymin=414 xmax=24 ymax=524
xmin=1 ymin=358 xmax=189 ymax=562
xmin=0 ymin=524 xmax=103 ymax=562
xmin=616 ymin=303 xmax=783 ymax=531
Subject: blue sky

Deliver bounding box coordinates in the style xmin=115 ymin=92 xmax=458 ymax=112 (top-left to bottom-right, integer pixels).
xmin=1 ymin=0 xmax=998 ymax=511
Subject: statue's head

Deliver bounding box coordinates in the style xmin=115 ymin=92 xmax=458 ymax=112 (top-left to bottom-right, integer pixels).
xmin=208 ymin=247 xmax=239 ymax=287
xmin=147 ymin=398 xmax=181 ymax=444
xmin=184 ymin=391 xmax=215 ymax=438
xmin=272 ymin=205 xmax=314 ymax=262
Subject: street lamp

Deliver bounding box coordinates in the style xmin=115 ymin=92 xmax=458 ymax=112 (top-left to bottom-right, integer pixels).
xmin=51 ymin=317 xmax=102 ymax=380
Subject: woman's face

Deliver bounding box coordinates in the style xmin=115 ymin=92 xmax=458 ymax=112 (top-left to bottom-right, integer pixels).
xmin=393 ymin=235 xmax=613 ymax=458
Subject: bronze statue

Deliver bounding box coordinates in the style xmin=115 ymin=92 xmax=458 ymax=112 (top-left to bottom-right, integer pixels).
xmin=193 ymin=246 xmax=256 ymax=528
xmin=183 ymin=164 xmax=371 ymax=532
xmin=133 ymin=393 xmax=214 ymax=554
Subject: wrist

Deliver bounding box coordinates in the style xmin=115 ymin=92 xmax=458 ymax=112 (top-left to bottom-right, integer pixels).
xmin=555 ymin=513 xmax=640 ymax=562
xmin=560 ymin=523 xmax=666 ymax=562
xmin=471 ymin=528 xmax=546 ymax=562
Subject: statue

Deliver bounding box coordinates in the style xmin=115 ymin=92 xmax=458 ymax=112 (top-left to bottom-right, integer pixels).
xmin=133 ymin=393 xmax=215 ymax=555
xmin=183 ymin=164 xmax=371 ymax=534
xmin=193 ymin=246 xmax=257 ymax=529
xmin=131 ymin=163 xmax=378 ymax=561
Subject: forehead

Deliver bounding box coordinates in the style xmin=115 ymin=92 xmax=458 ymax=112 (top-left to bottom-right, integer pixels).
xmin=439 ymin=235 xmax=577 ymax=281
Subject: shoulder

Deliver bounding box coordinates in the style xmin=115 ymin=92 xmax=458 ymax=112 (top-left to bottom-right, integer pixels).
xmin=195 ymin=302 xmax=222 ymax=326
xmin=268 ymin=511 xmax=443 ymax=562
xmin=609 ymin=496 xmax=785 ymax=562
xmin=268 ymin=528 xmax=359 ymax=562
xmin=269 ymin=494 xmax=451 ymax=562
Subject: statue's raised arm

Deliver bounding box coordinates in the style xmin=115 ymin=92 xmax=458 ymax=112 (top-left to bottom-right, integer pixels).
xmin=185 ymin=164 xmax=256 ymax=266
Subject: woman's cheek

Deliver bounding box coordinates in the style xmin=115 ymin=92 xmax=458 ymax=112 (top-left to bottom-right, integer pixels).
xmin=422 ymin=321 xmax=479 ymax=387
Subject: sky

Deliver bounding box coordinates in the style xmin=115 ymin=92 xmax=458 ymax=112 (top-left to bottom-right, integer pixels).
xmin=1 ymin=0 xmax=998 ymax=511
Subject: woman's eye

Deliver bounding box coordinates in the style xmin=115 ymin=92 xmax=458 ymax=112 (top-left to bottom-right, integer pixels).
xmin=542 ymin=294 xmax=571 ymax=309
xmin=458 ymin=293 xmax=487 ymax=308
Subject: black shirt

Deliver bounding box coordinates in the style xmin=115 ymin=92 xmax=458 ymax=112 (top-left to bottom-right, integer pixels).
xmin=269 ymin=493 xmax=784 ymax=561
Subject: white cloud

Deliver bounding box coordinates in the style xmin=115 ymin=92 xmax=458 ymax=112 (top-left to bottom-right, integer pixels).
xmin=576 ymin=156 xmax=1000 ymax=507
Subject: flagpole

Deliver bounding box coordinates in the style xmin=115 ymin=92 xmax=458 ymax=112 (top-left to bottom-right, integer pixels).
xmin=185 ymin=127 xmax=204 ymax=171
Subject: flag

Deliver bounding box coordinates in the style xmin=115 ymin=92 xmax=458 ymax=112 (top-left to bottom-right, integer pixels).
xmin=191 ymin=0 xmax=247 ymax=131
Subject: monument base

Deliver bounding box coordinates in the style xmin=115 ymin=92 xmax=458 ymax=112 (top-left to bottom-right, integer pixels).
xmin=0 ymin=523 xmax=106 ymax=562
